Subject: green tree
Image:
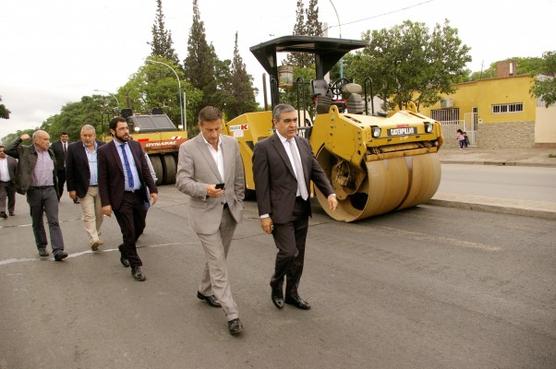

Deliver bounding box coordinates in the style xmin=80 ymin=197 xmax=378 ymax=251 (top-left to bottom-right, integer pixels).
xmin=150 ymin=0 xmax=180 ymax=64
xmin=531 ymin=51 xmax=556 ymax=107
xmin=345 ymin=20 xmax=471 ymax=110
xmin=468 ymin=56 xmax=545 ymax=81
xmin=118 ymin=56 xmax=202 ymax=130
xmin=226 ymin=32 xmax=258 ymax=119
xmin=286 ymin=0 xmax=313 ymax=68
xmin=305 ymin=0 xmax=323 ymax=36
xmin=183 ymin=0 xmax=219 ymax=114
xmin=40 ymin=95 xmax=113 ymax=140
xmin=2 ymin=129 xmax=35 ymax=146
xmin=0 ymin=96 xmax=10 ymax=119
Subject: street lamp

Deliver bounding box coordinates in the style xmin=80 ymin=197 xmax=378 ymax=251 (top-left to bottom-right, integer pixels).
xmin=93 ymin=89 xmax=120 ymax=110
xmin=328 ymin=0 xmax=344 ymax=79
xmin=145 ymin=58 xmax=186 ymax=132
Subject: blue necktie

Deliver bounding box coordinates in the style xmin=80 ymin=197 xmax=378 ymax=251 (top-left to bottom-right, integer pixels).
xmin=120 ymin=143 xmax=135 ymax=190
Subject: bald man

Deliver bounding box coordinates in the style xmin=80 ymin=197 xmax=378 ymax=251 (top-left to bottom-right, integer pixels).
xmin=7 ymin=131 xmax=68 ymax=261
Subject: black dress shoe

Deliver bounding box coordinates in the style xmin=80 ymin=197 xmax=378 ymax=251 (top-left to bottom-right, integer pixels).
xmin=197 ymin=291 xmax=222 ymax=307
xmin=271 ymin=286 xmax=284 ymax=309
xmin=0 ymin=212 xmax=7 ymax=219
xmin=54 ymin=251 xmax=68 ymax=261
xmin=9 ymin=211 xmax=14 ymax=216
xmin=285 ymin=295 xmax=311 ymax=310
xmin=131 ymin=266 xmax=146 ymax=281
xmin=120 ymin=256 xmax=130 ymax=268
xmin=38 ymin=248 xmax=49 ymax=257
xmin=227 ymin=318 xmax=243 ymax=336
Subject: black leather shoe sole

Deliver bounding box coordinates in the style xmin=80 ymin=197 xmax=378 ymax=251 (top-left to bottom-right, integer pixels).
xmin=197 ymin=292 xmax=222 ymax=307
xmin=271 ymin=288 xmax=284 ymax=309
xmin=228 ymin=318 xmax=243 ymax=336
xmin=120 ymin=256 xmax=130 ymax=268
xmin=131 ymin=267 xmax=146 ymax=281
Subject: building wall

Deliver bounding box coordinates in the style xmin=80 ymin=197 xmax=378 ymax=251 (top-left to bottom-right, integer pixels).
xmin=535 ymin=104 xmax=556 ymax=144
xmin=420 ymin=75 xmax=539 ymax=148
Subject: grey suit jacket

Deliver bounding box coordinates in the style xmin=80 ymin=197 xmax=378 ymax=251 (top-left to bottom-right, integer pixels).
xmin=175 ymin=134 xmax=245 ymax=235
xmin=252 ymin=134 xmax=334 ymax=224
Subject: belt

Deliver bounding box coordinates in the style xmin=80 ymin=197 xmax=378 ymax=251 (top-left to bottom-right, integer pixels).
xmin=89 ymin=185 xmax=98 ymax=187
xmin=31 ymin=185 xmax=54 ymax=190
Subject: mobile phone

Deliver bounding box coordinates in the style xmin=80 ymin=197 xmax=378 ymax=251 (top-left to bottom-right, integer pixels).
xmin=215 ymin=183 xmax=225 ymax=190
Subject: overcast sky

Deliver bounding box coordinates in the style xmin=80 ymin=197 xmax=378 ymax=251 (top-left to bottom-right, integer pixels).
xmin=1 ymin=0 xmax=555 ymax=140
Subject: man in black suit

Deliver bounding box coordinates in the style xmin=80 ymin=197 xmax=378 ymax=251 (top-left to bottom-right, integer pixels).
xmin=253 ymin=104 xmax=338 ymax=310
xmin=66 ymin=124 xmax=105 ymax=251
xmin=98 ymin=117 xmax=158 ymax=281
xmin=0 ymin=145 xmax=17 ymax=218
xmin=50 ymin=131 xmax=72 ymax=201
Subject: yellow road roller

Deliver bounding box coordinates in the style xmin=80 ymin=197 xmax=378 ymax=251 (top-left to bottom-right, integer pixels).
xmin=223 ymin=35 xmax=443 ymax=222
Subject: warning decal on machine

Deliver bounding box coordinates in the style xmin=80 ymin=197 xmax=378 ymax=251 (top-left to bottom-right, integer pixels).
xmin=229 ymin=124 xmax=248 ymax=138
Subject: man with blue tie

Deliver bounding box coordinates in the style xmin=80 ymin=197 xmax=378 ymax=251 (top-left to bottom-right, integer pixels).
xmin=98 ymin=117 xmax=158 ymax=281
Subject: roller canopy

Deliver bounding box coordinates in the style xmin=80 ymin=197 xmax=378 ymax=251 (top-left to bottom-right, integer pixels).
xmin=250 ymin=35 xmax=367 ymax=80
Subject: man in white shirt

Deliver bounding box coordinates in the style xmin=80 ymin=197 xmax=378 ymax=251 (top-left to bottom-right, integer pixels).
xmin=0 ymin=145 xmax=17 ymax=218
xmin=176 ymin=106 xmax=245 ymax=336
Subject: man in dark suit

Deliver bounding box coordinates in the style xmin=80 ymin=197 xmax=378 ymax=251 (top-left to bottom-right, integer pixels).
xmin=66 ymin=124 xmax=105 ymax=251
xmin=98 ymin=117 xmax=158 ymax=281
xmin=0 ymin=145 xmax=17 ymax=218
xmin=253 ymin=103 xmax=338 ymax=310
xmin=50 ymin=132 xmax=70 ymax=200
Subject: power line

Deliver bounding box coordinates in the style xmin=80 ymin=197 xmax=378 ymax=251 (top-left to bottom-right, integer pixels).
xmin=327 ymin=0 xmax=436 ymax=30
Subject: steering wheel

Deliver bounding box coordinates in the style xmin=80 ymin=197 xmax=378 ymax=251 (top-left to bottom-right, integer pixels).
xmin=328 ymin=78 xmax=350 ymax=99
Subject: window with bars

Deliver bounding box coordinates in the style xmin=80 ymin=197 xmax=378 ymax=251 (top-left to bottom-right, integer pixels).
xmin=492 ymin=102 xmax=523 ymax=114
xmin=431 ymin=108 xmax=460 ymax=122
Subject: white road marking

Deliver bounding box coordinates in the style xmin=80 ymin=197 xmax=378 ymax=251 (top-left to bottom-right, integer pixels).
xmin=0 ymin=242 xmax=185 ymax=267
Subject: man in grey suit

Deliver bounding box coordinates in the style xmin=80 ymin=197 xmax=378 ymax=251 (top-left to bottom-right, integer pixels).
xmin=176 ymin=106 xmax=245 ymax=336
xmin=0 ymin=145 xmax=17 ymax=218
xmin=253 ymin=103 xmax=337 ymax=311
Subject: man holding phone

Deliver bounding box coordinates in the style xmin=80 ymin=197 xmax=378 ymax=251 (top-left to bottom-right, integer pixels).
xmin=176 ymin=106 xmax=245 ymax=336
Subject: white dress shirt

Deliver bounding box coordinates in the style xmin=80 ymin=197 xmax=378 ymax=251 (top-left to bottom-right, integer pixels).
xmin=0 ymin=158 xmax=10 ymax=182
xmin=201 ymin=134 xmax=225 ymax=181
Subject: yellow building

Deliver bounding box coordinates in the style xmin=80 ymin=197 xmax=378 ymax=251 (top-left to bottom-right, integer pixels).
xmin=420 ymin=74 xmax=538 ymax=149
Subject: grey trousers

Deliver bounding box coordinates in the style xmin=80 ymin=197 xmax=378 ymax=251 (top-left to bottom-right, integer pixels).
xmin=26 ymin=186 xmax=65 ymax=252
xmin=196 ymin=208 xmax=239 ymax=321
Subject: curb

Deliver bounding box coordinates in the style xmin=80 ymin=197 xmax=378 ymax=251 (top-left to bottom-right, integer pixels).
xmin=427 ymin=198 xmax=556 ymax=220
xmin=441 ymin=160 xmax=556 ymax=168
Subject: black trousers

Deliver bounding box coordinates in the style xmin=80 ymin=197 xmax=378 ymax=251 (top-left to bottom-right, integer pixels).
xmin=271 ymin=198 xmax=310 ymax=297
xmin=56 ymin=169 xmax=66 ymax=200
xmin=113 ymin=191 xmax=147 ymax=268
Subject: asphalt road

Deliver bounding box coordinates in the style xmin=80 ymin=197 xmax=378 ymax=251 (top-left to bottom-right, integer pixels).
xmin=439 ymin=164 xmax=556 ymax=203
xmin=1 ymin=187 xmax=555 ymax=369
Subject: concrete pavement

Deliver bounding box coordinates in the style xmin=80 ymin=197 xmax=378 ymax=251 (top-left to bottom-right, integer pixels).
xmin=430 ymin=148 xmax=556 ymax=219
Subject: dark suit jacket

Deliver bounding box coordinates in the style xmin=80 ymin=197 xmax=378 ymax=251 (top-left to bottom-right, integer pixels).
xmin=66 ymin=140 xmax=104 ymax=198
xmin=51 ymin=140 xmax=69 ymax=169
xmin=6 ymin=138 xmax=59 ymax=195
xmin=97 ymin=139 xmax=157 ymax=211
xmin=252 ymin=134 xmax=334 ymax=224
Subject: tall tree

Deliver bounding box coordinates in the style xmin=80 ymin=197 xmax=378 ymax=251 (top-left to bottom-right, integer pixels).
xmin=345 ymin=20 xmax=471 ymax=110
xmin=226 ymin=32 xmax=258 ymax=119
xmin=286 ymin=0 xmax=312 ymax=68
xmin=531 ymin=50 xmax=556 ymax=107
xmin=183 ymin=0 xmax=219 ymax=113
xmin=305 ymin=0 xmax=323 ymax=37
xmin=0 ymin=96 xmax=10 ymax=119
xmin=150 ymin=0 xmax=179 ymax=64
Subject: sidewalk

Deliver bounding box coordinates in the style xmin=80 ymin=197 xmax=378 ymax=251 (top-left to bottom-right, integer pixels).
xmin=429 ymin=147 xmax=556 ymax=220
xmin=438 ymin=147 xmax=556 ymax=167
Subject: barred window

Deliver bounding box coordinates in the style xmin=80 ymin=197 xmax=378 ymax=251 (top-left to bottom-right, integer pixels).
xmin=431 ymin=108 xmax=459 ymax=122
xmin=492 ymin=103 xmax=523 ymax=114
